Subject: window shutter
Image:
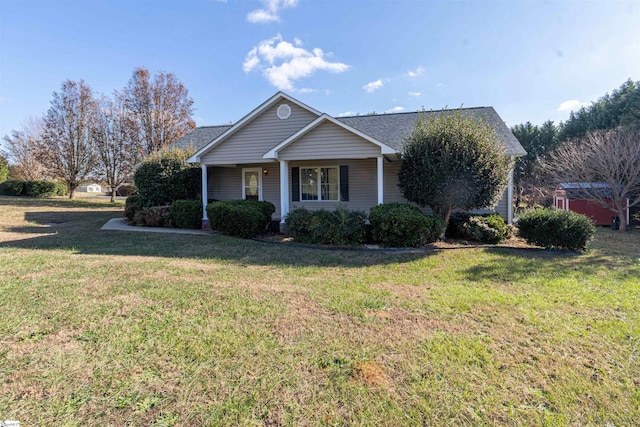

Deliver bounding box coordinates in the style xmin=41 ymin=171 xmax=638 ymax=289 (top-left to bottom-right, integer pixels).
xmin=291 ymin=167 xmax=300 ymax=202
xmin=340 ymin=165 xmax=349 ymax=201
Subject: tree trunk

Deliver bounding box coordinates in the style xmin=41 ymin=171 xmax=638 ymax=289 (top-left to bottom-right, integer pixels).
xmin=617 ymin=206 xmax=627 ymax=231
xmin=432 ymin=205 xmax=452 ymax=239
xmin=68 ymin=181 xmax=76 ymax=199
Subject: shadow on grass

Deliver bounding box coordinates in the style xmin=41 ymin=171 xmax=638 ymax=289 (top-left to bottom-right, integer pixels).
xmin=0 ymin=210 xmax=434 ymax=268
xmin=461 ymin=246 xmax=640 ymax=284
xmin=0 ymin=195 xmax=123 ymax=209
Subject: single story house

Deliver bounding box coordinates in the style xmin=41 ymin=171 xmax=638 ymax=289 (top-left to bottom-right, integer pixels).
xmin=173 ymin=92 xmax=526 ymax=230
xmin=554 ymin=182 xmax=630 ymax=226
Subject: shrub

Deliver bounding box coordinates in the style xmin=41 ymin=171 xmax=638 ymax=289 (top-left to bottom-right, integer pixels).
xmin=369 ymin=203 xmax=445 ymax=247
xmin=517 ymin=208 xmax=596 ymax=252
xmin=447 ymin=212 xmax=509 ymax=243
xmin=24 ymin=180 xmax=57 ymax=198
xmin=284 ymin=208 xmax=315 ymax=242
xmin=285 ymin=206 xmax=366 ymax=245
xmin=53 ymin=182 xmax=68 ymax=196
xmin=134 ymin=148 xmax=200 ymax=206
xmin=206 ymin=200 xmax=275 ymax=238
xmin=0 ymin=179 xmax=25 ymax=196
xmin=171 ymin=199 xmax=203 ymax=229
xmin=136 ymin=206 xmax=173 ymax=228
xmin=125 ymin=195 xmax=144 ymax=224
xmin=116 ymin=184 xmax=136 ymax=197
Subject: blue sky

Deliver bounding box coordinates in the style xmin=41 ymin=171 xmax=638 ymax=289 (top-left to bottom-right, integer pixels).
xmin=1 ymin=0 xmax=638 ymax=141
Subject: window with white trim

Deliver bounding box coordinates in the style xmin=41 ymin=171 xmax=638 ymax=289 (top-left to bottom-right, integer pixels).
xmin=300 ymin=167 xmax=339 ymax=201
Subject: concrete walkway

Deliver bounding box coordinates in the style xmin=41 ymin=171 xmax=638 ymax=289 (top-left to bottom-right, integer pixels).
xmin=101 ymin=218 xmax=210 ymax=235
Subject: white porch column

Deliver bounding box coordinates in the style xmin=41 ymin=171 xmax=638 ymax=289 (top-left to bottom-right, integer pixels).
xmin=377 ymin=156 xmax=384 ymax=205
xmin=279 ymin=160 xmax=289 ymax=223
xmin=507 ymin=156 xmax=514 ymax=224
xmin=201 ymin=164 xmax=208 ymax=222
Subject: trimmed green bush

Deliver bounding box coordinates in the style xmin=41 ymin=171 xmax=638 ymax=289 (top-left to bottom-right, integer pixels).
xmin=285 ymin=206 xmax=366 ymax=245
xmin=134 ymin=148 xmax=201 ymax=207
xmin=134 ymin=206 xmax=173 ymax=228
xmin=125 ymin=195 xmax=144 ymax=224
xmin=116 ymin=184 xmax=136 ymax=197
xmin=53 ymin=182 xmax=68 ymax=196
xmin=0 ymin=179 xmax=68 ymax=198
xmin=447 ymin=212 xmax=509 ymax=244
xmin=0 ymin=179 xmax=25 ymax=196
xmin=517 ymin=208 xmax=596 ymax=252
xmin=171 ymin=199 xmax=203 ymax=229
xmin=369 ymin=203 xmax=445 ymax=247
xmin=206 ymin=200 xmax=275 ymax=238
xmin=24 ymin=180 xmax=57 ymax=198
xmin=284 ymin=208 xmax=315 ymax=242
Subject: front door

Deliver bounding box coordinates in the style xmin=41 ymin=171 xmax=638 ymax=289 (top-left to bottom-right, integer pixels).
xmin=243 ymin=168 xmax=262 ymax=201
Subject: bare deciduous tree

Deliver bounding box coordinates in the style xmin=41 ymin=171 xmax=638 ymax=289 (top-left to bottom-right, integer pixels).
xmin=93 ymin=95 xmax=139 ymax=202
xmin=2 ymin=117 xmax=49 ymax=180
xmin=40 ymin=80 xmax=98 ymax=199
xmin=541 ymin=126 xmax=640 ymax=230
xmin=122 ymin=67 xmax=195 ymax=156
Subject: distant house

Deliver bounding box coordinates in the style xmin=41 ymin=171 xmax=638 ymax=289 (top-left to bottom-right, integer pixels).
xmin=554 ymin=182 xmax=630 ymax=226
xmin=77 ymin=183 xmax=103 ymax=193
xmin=172 ymin=92 xmax=526 ymax=230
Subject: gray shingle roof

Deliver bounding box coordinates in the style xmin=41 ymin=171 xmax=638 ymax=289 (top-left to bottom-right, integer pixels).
xmin=337 ymin=107 xmax=526 ymax=156
xmin=173 ymin=106 xmax=526 ymax=157
xmin=171 ymin=125 xmax=232 ymax=152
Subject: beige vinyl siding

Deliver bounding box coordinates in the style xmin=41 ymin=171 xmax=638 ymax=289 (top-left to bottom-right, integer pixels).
xmin=207 ymin=163 xmax=282 ymax=219
xmin=470 ymin=189 xmax=508 ymax=219
xmin=289 ymin=159 xmax=377 ymax=214
xmin=200 ymin=102 xmax=317 ymax=165
xmin=383 ymin=160 xmax=510 ymax=220
xmin=278 ymin=121 xmax=381 ymax=160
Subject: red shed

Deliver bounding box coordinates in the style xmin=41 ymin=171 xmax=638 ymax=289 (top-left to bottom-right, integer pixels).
xmin=554 ymin=182 xmax=630 ymax=226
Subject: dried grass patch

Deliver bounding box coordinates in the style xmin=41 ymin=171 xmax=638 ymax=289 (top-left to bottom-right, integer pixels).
xmin=353 ymin=361 xmax=388 ymax=387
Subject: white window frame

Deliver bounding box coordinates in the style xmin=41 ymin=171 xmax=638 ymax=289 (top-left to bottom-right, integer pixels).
xmin=299 ymin=166 xmax=340 ymax=201
xmin=242 ymin=167 xmax=263 ymax=201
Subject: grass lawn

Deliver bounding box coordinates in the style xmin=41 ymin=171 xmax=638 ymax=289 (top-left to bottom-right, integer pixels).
xmin=0 ymin=196 xmax=638 ymax=426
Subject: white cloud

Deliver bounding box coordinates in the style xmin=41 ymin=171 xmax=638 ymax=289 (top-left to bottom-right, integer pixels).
xmin=338 ymin=111 xmax=356 ymax=117
xmin=557 ymin=99 xmax=589 ymax=112
xmin=385 ymin=106 xmax=405 ymax=114
xmin=363 ymin=79 xmax=384 ymax=93
xmin=408 ymin=91 xmax=422 ymax=97
xmin=406 ymin=66 xmax=425 ymax=77
xmin=434 ymin=82 xmax=445 ymax=90
xmin=243 ymin=34 xmax=350 ymax=91
xmin=247 ymin=0 xmax=298 ymax=24
xmin=297 ymin=87 xmax=316 ymax=94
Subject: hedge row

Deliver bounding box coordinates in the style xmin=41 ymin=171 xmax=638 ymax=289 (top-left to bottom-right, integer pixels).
xmin=207 ymin=200 xmax=275 ymax=238
xmin=285 ymin=203 xmax=445 ymax=247
xmin=0 ymin=179 xmax=68 ymax=197
xmin=125 ymin=196 xmax=203 ymax=229
xmin=369 ymin=203 xmax=445 ymax=247
xmin=285 ymin=206 xmax=366 ymax=245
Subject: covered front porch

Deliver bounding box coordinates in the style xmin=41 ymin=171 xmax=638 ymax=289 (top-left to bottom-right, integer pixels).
xmin=199 ymin=156 xmax=393 ymax=229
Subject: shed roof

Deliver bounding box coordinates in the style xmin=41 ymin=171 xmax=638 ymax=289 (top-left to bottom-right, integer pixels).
xmin=558 ymin=182 xmax=625 ymax=199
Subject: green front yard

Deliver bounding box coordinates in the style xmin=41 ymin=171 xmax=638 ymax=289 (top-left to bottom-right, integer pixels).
xmin=0 ymin=196 xmax=638 ymax=426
